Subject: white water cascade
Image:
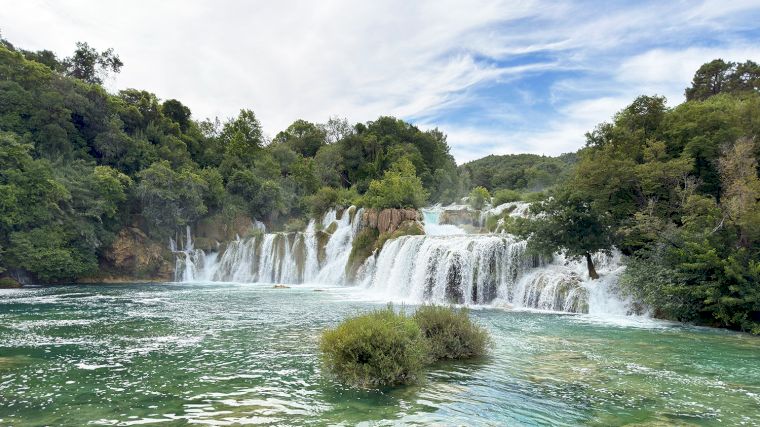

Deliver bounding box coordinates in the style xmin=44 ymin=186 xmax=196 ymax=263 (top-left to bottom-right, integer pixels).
xmin=174 ymin=208 xmax=363 ymax=285
xmin=175 ymin=204 xmax=632 ymax=316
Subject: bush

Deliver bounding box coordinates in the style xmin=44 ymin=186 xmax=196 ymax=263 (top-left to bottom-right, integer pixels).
xmin=320 ymin=306 xmax=427 ymax=388
xmin=493 ymin=188 xmax=521 ymax=205
xmin=363 ymin=158 xmax=429 ymax=209
xmin=308 ymin=186 xmax=361 ymax=218
xmin=321 ymin=305 xmax=490 ymax=388
xmin=413 ymin=305 xmax=489 ymax=362
xmin=284 ymin=218 xmax=307 ymax=232
xmin=468 ymin=186 xmax=491 ymax=210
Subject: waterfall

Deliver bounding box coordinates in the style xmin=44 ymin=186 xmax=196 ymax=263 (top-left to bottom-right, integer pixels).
xmin=174 ymin=205 xmax=631 ymax=316
xmin=363 ymin=236 xmax=628 ymax=314
xmin=175 ymin=208 xmax=363 ymax=285
xmin=421 ymin=207 xmax=466 ymax=236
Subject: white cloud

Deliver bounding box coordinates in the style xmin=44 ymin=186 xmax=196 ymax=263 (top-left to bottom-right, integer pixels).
xmin=1 ymin=0 xmax=759 ymax=162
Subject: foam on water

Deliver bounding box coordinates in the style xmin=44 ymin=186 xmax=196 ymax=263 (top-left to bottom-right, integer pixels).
xmin=175 ymin=205 xmax=634 ymax=316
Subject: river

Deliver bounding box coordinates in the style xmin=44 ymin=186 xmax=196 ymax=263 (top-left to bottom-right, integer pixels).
xmin=2 ymin=283 xmax=760 ymax=426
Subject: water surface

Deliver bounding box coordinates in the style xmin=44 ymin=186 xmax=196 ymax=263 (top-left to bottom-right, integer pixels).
xmin=1 ymin=284 xmax=759 ymax=425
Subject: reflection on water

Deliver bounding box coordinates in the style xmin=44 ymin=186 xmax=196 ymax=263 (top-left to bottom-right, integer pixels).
xmin=1 ymin=284 xmax=759 ymax=426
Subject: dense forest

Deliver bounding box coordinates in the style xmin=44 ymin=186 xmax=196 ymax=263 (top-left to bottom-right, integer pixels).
xmin=511 ymin=59 xmax=760 ymax=333
xmin=0 ymin=35 xmax=461 ymax=284
xmin=460 ymin=152 xmax=576 ymax=193
xmin=1 ymin=34 xmax=759 ymax=333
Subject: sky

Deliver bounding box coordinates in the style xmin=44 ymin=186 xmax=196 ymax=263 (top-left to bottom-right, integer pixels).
xmin=2 ymin=0 xmax=760 ymax=163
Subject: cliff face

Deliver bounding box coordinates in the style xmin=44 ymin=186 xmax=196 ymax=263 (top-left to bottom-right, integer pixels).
xmin=89 ymin=227 xmax=174 ymax=282
xmin=362 ymin=208 xmax=421 ymax=234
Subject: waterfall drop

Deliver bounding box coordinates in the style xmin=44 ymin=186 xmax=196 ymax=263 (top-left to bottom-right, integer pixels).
xmin=174 ymin=205 xmax=632 ymax=316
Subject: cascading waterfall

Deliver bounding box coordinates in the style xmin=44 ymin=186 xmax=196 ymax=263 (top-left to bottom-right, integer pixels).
xmin=175 ymin=204 xmax=632 ymax=316
xmin=175 ymin=207 xmax=363 ymax=285
xmin=421 ymin=207 xmax=466 ymax=236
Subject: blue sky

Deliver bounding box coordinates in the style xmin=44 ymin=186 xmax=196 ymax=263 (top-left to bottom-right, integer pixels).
xmin=2 ymin=0 xmax=760 ymax=162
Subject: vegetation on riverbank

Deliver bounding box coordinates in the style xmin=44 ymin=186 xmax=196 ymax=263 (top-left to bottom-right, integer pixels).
xmin=0 ymin=35 xmax=460 ymax=284
xmin=509 ymin=59 xmax=760 ymax=333
xmin=320 ymin=305 xmax=488 ymax=387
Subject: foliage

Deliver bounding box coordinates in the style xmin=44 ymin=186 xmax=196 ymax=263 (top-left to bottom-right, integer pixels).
xmin=320 ymin=306 xmax=427 ymax=388
xmin=347 ymin=228 xmax=380 ymax=274
xmin=685 ymin=59 xmax=760 ymax=101
xmin=512 ymin=187 xmax=614 ymax=279
xmin=413 ymin=305 xmax=489 ymax=362
xmin=363 ymin=158 xmax=429 ymax=209
xmin=308 ymin=186 xmax=360 ymax=218
xmin=492 ymin=189 xmax=521 ymax=205
xmin=63 ymin=41 xmax=123 ymax=84
xmin=136 ymin=161 xmax=209 ymax=238
xmin=566 ymin=64 xmax=760 ymax=331
xmin=273 ymin=119 xmax=326 ymax=157
xmin=460 ymin=153 xmax=576 ymax=192
xmin=468 ymin=186 xmax=491 ymax=210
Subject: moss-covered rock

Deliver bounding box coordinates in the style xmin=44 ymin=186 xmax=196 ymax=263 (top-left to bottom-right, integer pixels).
xmin=346 ymin=228 xmax=380 ymax=278
xmin=0 ymin=277 xmax=21 ymax=288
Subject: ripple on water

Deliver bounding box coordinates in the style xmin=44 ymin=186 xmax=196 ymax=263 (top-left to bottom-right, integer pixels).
xmin=1 ymin=284 xmax=760 ymax=426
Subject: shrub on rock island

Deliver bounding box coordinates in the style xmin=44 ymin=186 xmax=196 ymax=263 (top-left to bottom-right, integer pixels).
xmin=319 ymin=306 xmax=427 ymax=388
xmin=413 ymin=305 xmax=489 ymax=362
xmin=321 ymin=305 xmax=490 ymax=388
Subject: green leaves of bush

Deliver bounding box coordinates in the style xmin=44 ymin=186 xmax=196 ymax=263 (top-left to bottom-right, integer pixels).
xmin=414 ymin=305 xmax=489 ymax=362
xmin=320 ymin=305 xmax=489 ymax=388
xmin=320 ymin=306 xmax=427 ymax=388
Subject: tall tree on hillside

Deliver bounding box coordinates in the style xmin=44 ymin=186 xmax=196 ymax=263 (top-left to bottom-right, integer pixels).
xmin=63 ymin=42 xmax=123 ymax=84
xmin=719 ymin=137 xmax=760 ymax=248
xmin=221 ymin=109 xmax=264 ymax=163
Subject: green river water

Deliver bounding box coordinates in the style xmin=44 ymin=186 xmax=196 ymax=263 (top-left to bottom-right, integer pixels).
xmin=1 ymin=283 xmax=759 ymax=426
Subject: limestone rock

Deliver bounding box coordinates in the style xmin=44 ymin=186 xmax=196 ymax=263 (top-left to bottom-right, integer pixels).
xmin=101 ymin=228 xmax=173 ymax=281
xmin=362 ymin=208 xmax=420 ymax=234
xmin=440 ymin=209 xmax=478 ymax=226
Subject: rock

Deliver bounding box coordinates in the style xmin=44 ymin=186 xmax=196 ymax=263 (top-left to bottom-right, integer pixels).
xmin=362 ymin=208 xmax=420 ymax=234
xmin=440 ymin=209 xmax=478 ymax=226
xmin=273 ymin=284 xmax=290 ymax=289
xmin=195 ymin=213 xmax=256 ymax=243
xmin=101 ymin=228 xmax=173 ymax=281
xmin=0 ymin=277 xmax=21 ymax=288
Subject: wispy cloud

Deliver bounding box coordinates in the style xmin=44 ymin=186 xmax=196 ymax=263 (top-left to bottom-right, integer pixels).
xmin=2 ymin=0 xmax=759 ymax=162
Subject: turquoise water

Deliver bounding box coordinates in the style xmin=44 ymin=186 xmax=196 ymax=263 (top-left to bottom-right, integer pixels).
xmin=1 ymin=284 xmax=760 ymax=426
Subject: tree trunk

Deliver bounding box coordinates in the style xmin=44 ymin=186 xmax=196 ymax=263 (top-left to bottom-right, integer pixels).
xmin=585 ymin=252 xmax=599 ymax=280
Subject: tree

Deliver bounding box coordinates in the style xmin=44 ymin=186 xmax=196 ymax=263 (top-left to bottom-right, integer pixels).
xmin=719 ymin=137 xmax=760 ymax=247
xmin=63 ymin=42 xmax=123 ymax=84
xmin=226 ymin=169 xmax=284 ymax=221
xmin=162 ymin=99 xmax=191 ymax=132
xmin=515 ymin=189 xmax=614 ymax=279
xmin=220 ymin=109 xmax=264 ymax=163
xmin=685 ymin=59 xmax=760 ymax=101
xmin=273 ymin=119 xmax=326 ymax=157
xmin=685 ymin=59 xmax=732 ymax=101
xmin=468 ymin=186 xmax=490 ymax=210
xmin=323 ymin=116 xmax=354 ymax=144
xmin=135 ymin=161 xmax=208 ymax=238
xmin=363 ymin=158 xmax=428 ymax=209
